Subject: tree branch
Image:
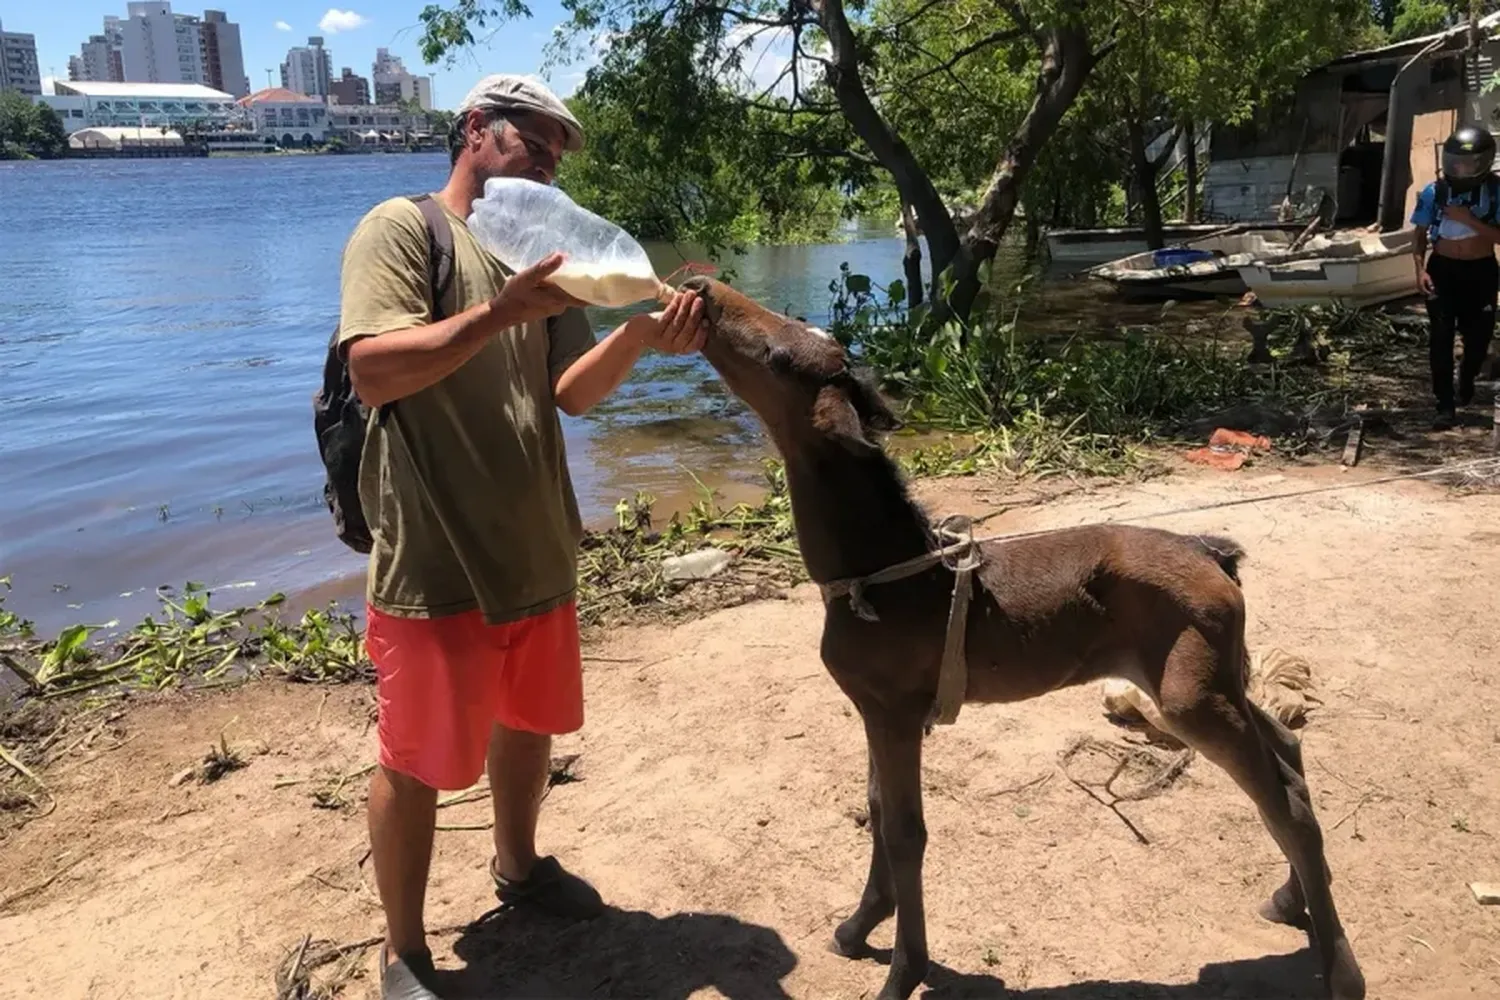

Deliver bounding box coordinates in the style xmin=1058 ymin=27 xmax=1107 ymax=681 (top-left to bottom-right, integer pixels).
xmin=896 ymin=27 xmax=1027 ymax=89
xmin=694 ymin=3 xmax=813 ymax=29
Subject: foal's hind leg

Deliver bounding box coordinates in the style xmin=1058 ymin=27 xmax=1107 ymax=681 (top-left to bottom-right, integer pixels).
xmin=1247 ymin=703 xmax=1325 ymax=928
xmin=833 ymin=721 xmax=896 ymax=956
xmin=1160 ymin=641 xmax=1364 ymax=999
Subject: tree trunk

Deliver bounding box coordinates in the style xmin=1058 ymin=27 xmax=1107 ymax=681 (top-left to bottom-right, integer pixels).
xmin=1184 ymin=118 xmax=1198 ymax=223
xmin=938 ymin=24 xmax=1112 ymax=325
xmin=1127 ymin=116 xmax=1165 ymax=250
xmin=899 ymin=202 xmax=924 ymax=308
xmin=813 ymin=0 xmax=960 ymax=292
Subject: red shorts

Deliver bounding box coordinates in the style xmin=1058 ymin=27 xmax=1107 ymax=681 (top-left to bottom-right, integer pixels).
xmin=365 ymin=601 xmax=583 ymax=790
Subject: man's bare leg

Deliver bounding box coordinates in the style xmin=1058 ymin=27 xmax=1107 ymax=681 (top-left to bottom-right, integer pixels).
xmin=369 ymin=764 xmax=439 ymax=959
xmin=488 ymin=723 xmax=551 ymax=881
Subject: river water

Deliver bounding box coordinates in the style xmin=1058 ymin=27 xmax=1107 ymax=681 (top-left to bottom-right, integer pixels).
xmin=0 ymin=154 xmax=1202 ymax=633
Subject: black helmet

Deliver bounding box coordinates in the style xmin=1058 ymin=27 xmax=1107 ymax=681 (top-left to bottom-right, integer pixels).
xmin=1442 ymin=124 xmax=1496 ymax=190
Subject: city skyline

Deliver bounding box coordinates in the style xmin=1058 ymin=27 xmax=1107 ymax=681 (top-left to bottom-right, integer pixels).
xmin=12 ymin=1 xmax=594 ymax=110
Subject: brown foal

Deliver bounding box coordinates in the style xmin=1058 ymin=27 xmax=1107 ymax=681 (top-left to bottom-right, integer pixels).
xmin=683 ymin=276 xmax=1365 ymax=1000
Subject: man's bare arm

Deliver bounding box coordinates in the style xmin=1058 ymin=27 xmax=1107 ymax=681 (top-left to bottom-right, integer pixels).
xmin=552 ymin=291 xmax=706 ymax=416
xmin=347 ymin=253 xmax=583 ymax=409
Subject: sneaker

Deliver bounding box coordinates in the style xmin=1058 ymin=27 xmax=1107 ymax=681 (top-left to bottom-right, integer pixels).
xmin=491 ymin=855 xmax=604 ymax=919
xmin=1434 ymin=406 xmax=1457 ymax=430
xmin=381 ymin=946 xmax=441 ymax=1000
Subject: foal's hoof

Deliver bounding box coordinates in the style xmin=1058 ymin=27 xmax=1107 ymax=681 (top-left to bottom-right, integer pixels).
xmin=1257 ymin=881 xmax=1309 ymax=929
xmin=1327 ymin=938 xmax=1365 ymax=1000
xmin=830 ymin=922 xmax=870 ymax=959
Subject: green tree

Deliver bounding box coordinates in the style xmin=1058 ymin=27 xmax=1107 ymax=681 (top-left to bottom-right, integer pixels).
xmin=421 ymin=0 xmax=1118 ymax=324
xmin=0 ymin=91 xmax=67 ymax=160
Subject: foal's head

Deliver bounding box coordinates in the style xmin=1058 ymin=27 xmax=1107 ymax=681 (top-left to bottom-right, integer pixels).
xmin=682 ymin=276 xmax=901 ymax=457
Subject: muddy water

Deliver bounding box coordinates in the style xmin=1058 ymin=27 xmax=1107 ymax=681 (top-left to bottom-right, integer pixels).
xmin=0 ymin=155 xmax=1225 ymax=634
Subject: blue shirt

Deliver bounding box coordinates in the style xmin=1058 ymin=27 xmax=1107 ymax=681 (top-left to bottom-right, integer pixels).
xmin=1411 ymin=181 xmax=1494 ymax=241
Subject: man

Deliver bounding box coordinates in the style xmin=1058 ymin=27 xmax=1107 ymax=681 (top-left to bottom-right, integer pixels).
xmin=337 ymin=75 xmax=706 ymax=999
xmin=1410 ymin=123 xmax=1500 ymax=429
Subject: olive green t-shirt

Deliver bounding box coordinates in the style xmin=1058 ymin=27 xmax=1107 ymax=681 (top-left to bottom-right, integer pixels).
xmin=337 ymin=196 xmax=595 ymax=624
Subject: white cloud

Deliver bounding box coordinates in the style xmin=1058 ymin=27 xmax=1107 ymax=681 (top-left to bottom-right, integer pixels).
xmin=275 ymin=20 xmax=292 ymax=32
xmin=318 ymin=9 xmax=368 ymax=34
xmin=722 ymin=24 xmax=827 ymax=100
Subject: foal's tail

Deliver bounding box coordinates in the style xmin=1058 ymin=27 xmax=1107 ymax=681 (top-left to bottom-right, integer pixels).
xmin=1191 ymin=534 xmax=1246 ymax=587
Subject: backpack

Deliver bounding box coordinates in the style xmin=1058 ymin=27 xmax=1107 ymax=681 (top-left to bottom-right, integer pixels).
xmin=314 ymin=194 xmax=456 ymax=554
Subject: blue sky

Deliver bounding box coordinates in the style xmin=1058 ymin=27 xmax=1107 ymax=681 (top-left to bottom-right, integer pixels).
xmin=16 ymin=1 xmax=594 ymax=106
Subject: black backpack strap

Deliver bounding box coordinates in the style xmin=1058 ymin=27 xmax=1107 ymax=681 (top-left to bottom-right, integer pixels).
xmin=408 ymin=194 xmax=457 ymax=322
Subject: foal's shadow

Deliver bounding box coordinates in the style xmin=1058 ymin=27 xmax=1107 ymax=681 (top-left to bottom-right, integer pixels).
xmin=439 ymin=904 xmax=797 ymax=999
xmin=850 ymin=944 xmax=1323 ymax=999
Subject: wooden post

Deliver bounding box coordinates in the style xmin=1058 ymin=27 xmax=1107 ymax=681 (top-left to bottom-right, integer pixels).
xmin=1184 ymin=119 xmax=1198 ymax=223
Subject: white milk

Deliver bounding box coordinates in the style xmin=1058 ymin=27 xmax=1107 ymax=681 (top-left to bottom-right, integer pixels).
xmin=547 ymin=263 xmax=666 ymax=307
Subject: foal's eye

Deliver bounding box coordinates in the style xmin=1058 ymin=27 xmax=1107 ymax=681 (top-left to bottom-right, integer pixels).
xmin=769 ymin=346 xmax=794 ymax=372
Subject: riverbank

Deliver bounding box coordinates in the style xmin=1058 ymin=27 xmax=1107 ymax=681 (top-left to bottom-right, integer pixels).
xmin=2 ymin=464 xmax=1496 ymax=998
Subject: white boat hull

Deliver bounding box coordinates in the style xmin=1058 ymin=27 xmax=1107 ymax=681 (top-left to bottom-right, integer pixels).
xmin=1044 ymin=223 xmax=1302 ymax=269
xmin=1236 ymin=231 xmax=1420 ymax=308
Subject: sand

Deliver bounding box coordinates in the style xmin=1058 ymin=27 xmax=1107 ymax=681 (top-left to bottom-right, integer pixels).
xmin=1 ymin=465 xmax=1497 ymax=999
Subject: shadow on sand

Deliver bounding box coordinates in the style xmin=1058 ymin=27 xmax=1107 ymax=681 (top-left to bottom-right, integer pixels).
xmin=828 ymin=940 xmax=1325 ymax=999
xmin=439 ymin=904 xmax=797 ymax=999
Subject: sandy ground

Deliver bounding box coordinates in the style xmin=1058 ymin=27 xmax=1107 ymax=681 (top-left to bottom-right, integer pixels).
xmin=2 ymin=463 xmax=1499 ymax=1000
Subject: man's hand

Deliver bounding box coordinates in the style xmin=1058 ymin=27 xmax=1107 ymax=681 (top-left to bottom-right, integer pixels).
xmin=488 ymin=253 xmax=588 ymax=328
xmin=633 ymin=289 xmax=707 ymax=355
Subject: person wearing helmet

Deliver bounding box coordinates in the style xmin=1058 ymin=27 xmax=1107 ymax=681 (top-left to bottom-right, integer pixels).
xmin=1410 ymin=123 xmax=1500 ymax=428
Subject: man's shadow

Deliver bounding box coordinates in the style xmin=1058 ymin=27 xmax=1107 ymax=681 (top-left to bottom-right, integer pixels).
xmin=848 ymin=943 xmax=1324 ymax=999
xmin=438 ymin=904 xmax=797 ymax=999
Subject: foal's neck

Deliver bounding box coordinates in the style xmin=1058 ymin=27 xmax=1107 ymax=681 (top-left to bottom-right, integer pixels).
xmin=782 ymin=443 xmax=934 ymax=584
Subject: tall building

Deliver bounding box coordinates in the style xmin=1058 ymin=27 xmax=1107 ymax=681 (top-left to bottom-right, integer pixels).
xmin=0 ymin=19 xmax=42 ymax=96
xmin=281 ymin=36 xmax=331 ymax=98
xmin=68 ymin=20 xmax=126 ymax=84
xmin=371 ymin=48 xmax=433 ymax=110
xmin=200 ymin=10 xmax=247 ymax=97
xmin=328 ymin=67 xmax=369 ymax=106
xmin=120 ymin=2 xmax=207 ymax=85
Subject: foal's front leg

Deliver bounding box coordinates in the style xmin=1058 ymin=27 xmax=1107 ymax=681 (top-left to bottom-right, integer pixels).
xmin=868 ymin=717 xmax=929 ymax=1000
xmin=833 ymin=721 xmax=896 ymax=956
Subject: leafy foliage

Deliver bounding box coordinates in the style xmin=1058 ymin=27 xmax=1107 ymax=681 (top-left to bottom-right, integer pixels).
xmin=0 ymin=92 xmax=68 ymax=160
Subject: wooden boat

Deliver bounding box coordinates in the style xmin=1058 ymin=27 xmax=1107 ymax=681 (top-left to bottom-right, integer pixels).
xmin=1090 ymin=229 xmax=1305 ymax=300
xmin=1044 ymin=222 xmax=1302 ymax=269
xmin=1234 ymin=229 xmax=1420 ymax=308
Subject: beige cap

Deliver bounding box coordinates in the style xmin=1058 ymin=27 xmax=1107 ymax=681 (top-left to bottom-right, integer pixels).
xmin=455 ymin=74 xmax=584 ymax=152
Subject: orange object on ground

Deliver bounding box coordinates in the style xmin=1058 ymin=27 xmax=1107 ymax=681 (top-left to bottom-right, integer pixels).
xmin=365 ymin=601 xmax=584 ymax=790
xmin=1184 ymin=447 xmax=1250 ymax=471
xmin=1208 ymin=428 xmax=1272 ymax=452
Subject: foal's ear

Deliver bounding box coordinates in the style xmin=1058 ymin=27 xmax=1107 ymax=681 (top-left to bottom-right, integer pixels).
xmin=813 ymin=386 xmax=876 ymax=453
xmin=846 ymin=368 xmax=903 ymax=433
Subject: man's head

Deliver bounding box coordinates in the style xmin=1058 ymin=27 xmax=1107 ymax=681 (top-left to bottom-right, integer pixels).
xmin=449 ymin=74 xmax=584 ymax=185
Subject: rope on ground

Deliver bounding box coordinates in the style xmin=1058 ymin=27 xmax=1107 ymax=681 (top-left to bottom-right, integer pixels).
xmin=979 ymin=454 xmax=1500 ymax=549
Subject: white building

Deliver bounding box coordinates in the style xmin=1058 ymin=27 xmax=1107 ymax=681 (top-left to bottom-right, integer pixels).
xmin=69 ymin=30 xmax=125 ymax=83
xmin=371 ymin=48 xmax=433 ymax=111
xmin=70 ymin=126 xmax=185 ymax=150
xmin=327 ymin=103 xmax=434 ymax=144
xmin=201 ymin=10 xmax=248 ymax=98
xmin=0 ymin=19 xmax=42 ymax=96
xmin=281 ymin=36 xmax=331 ymax=98
xmin=120 ymin=2 xmax=206 ymax=85
xmin=239 ymin=87 xmax=328 ymax=146
xmin=38 ymin=80 xmax=243 ymax=135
